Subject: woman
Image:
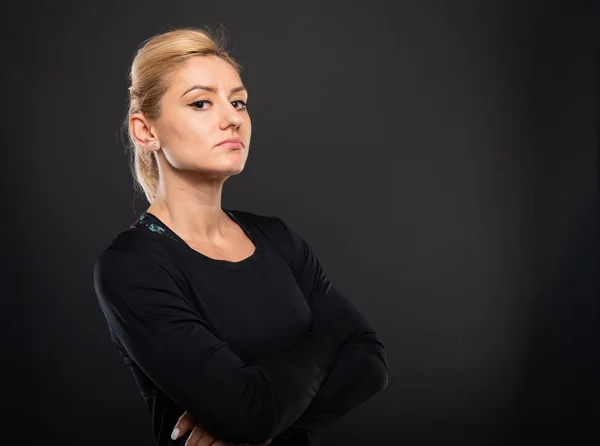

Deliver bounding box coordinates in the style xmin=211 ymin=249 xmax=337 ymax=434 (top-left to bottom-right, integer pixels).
xmin=93 ymin=26 xmax=389 ymax=446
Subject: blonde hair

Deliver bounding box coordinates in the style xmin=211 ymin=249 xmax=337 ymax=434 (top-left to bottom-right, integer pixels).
xmin=123 ymin=26 xmax=243 ymax=204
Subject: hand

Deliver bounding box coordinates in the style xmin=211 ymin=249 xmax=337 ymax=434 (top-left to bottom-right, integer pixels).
xmin=172 ymin=411 xmax=273 ymax=446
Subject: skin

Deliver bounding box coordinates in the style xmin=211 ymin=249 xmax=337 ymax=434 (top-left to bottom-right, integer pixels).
xmin=130 ymin=55 xmax=271 ymax=445
xmin=172 ymin=411 xmax=273 ymax=446
xmin=130 ymin=54 xmax=253 ymax=253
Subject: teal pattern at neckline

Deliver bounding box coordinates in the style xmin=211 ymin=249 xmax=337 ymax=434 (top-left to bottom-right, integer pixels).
xmin=131 ymin=213 xmax=183 ymax=244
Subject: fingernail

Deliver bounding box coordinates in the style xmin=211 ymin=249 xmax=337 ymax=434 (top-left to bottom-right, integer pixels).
xmin=171 ymin=428 xmax=180 ymax=440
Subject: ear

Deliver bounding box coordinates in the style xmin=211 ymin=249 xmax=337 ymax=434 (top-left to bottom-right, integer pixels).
xmin=130 ymin=113 xmax=159 ymax=149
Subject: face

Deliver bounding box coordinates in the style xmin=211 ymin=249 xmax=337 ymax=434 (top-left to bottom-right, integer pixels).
xmin=134 ymin=55 xmax=251 ymax=179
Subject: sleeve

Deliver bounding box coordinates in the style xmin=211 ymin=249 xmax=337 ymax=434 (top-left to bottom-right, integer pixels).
xmin=92 ymin=249 xmax=362 ymax=445
xmin=268 ymin=217 xmax=390 ymax=439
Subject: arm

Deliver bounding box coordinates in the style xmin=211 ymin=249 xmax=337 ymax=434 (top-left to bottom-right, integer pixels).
xmin=93 ymin=249 xmax=361 ymax=445
xmin=280 ymin=289 xmax=389 ymax=438
xmin=266 ymin=217 xmax=390 ymax=438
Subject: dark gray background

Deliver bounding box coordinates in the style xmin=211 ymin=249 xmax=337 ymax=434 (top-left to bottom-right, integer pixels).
xmin=2 ymin=1 xmax=599 ymax=445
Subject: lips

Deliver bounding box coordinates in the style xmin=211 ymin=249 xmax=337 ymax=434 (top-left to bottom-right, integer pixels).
xmin=216 ymin=137 xmax=243 ymax=147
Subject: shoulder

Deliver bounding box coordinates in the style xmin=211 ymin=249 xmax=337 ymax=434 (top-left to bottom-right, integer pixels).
xmin=227 ymin=208 xmax=308 ymax=267
xmin=93 ymin=241 xmax=186 ymax=310
xmin=93 ymin=225 xmax=177 ymax=281
xmin=226 ymin=207 xmax=281 ymax=228
xmin=227 ymin=208 xmax=297 ymax=245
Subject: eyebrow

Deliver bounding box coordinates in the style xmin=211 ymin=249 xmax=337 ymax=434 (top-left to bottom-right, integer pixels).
xmin=180 ymin=85 xmax=248 ymax=97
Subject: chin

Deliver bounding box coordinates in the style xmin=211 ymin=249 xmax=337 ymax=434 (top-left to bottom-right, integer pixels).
xmin=220 ymin=162 xmax=246 ymax=175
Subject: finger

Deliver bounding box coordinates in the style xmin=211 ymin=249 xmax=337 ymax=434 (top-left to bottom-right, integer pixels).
xmin=172 ymin=411 xmax=196 ymax=440
xmin=197 ymin=427 xmax=216 ymax=446
xmin=184 ymin=425 xmax=205 ymax=446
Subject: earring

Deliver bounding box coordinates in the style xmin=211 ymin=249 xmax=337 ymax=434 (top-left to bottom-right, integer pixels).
xmin=150 ymin=142 xmax=159 ymax=150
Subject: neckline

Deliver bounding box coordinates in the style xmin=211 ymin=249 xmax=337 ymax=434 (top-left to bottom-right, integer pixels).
xmin=137 ymin=207 xmax=262 ymax=270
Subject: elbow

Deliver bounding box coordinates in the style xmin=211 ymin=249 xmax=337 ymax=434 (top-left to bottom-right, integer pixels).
xmin=373 ymin=359 xmax=389 ymax=393
xmin=341 ymin=349 xmax=390 ymax=402
xmin=364 ymin=347 xmax=390 ymax=395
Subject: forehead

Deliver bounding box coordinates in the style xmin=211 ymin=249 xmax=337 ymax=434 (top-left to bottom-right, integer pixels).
xmin=169 ymin=55 xmax=241 ymax=91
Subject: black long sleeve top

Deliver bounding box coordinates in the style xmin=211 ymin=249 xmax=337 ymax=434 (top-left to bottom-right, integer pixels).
xmin=93 ymin=208 xmax=389 ymax=445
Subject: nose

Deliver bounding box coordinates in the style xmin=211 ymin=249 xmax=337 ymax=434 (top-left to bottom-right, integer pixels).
xmin=219 ymin=100 xmax=244 ymax=129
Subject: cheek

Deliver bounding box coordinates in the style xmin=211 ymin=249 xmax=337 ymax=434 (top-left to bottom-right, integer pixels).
xmin=243 ymin=117 xmax=252 ymax=138
xmin=166 ymin=116 xmax=213 ymax=148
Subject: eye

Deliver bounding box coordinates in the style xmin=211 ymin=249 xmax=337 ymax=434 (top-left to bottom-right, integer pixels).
xmin=232 ymin=100 xmax=248 ymax=111
xmin=189 ymin=100 xmax=211 ymax=110
xmin=189 ymin=100 xmax=248 ymax=111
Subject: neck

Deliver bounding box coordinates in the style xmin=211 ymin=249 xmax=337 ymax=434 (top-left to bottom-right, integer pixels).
xmin=147 ymin=179 xmax=229 ymax=243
